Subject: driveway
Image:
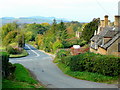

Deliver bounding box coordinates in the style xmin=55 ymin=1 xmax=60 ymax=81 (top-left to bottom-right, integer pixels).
xmin=9 ymin=44 xmax=118 ymax=88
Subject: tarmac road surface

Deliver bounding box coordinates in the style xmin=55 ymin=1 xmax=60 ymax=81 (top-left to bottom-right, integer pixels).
xmin=9 ymin=44 xmax=118 ymax=88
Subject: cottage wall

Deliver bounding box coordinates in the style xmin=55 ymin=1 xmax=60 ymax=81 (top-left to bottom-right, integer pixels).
xmin=97 ymin=47 xmax=107 ymax=55
xmin=107 ymin=38 xmax=120 ymax=57
xmin=90 ymin=48 xmax=97 ymax=53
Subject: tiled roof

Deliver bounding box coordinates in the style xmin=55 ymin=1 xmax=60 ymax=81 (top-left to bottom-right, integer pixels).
xmin=90 ymin=26 xmax=120 ymax=50
xmin=102 ymin=33 xmax=120 ymax=49
xmin=99 ymin=27 xmax=118 ymax=37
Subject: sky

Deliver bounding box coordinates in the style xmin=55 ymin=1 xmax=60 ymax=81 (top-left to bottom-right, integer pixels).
xmin=0 ymin=0 xmax=120 ymax=22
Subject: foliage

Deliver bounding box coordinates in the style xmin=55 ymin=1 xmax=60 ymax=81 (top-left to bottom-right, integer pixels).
xmin=57 ymin=62 xmax=118 ymax=84
xmin=25 ymin=23 xmax=50 ymax=41
xmin=2 ymin=64 xmax=43 ymax=88
xmin=6 ymin=46 xmax=23 ymax=54
xmin=56 ymin=49 xmax=70 ymax=59
xmin=17 ymin=33 xmax=25 ymax=48
xmin=13 ymin=64 xmax=37 ymax=84
xmin=1 ymin=22 xmax=18 ymax=40
xmin=2 ymin=79 xmax=36 ymax=88
xmin=54 ymin=49 xmax=70 ymax=63
xmin=35 ymin=34 xmax=43 ymax=48
xmin=58 ymin=21 xmax=68 ymax=42
xmin=60 ymin=52 xmax=120 ymax=76
xmin=2 ymin=30 xmax=25 ymax=47
xmin=52 ymin=39 xmax=63 ymax=51
xmin=0 ymin=52 xmax=16 ymax=78
xmin=24 ymin=31 xmax=33 ymax=42
xmin=3 ymin=30 xmax=18 ymax=46
xmin=81 ymin=18 xmax=100 ymax=42
xmin=9 ymin=49 xmax=28 ymax=58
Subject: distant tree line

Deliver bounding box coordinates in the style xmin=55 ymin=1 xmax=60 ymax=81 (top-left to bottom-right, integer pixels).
xmin=0 ymin=18 xmax=100 ymax=53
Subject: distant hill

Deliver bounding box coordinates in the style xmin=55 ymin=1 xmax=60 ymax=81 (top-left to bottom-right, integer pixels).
xmin=0 ymin=16 xmax=70 ymax=26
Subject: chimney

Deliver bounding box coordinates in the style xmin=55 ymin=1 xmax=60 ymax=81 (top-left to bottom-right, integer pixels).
xmin=104 ymin=15 xmax=108 ymax=27
xmin=100 ymin=20 xmax=104 ymax=27
xmin=114 ymin=15 xmax=120 ymax=27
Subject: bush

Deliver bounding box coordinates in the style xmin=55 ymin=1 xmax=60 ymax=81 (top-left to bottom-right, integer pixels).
xmin=53 ymin=40 xmax=63 ymax=52
xmin=61 ymin=52 xmax=120 ymax=76
xmin=6 ymin=46 xmax=23 ymax=54
xmin=54 ymin=49 xmax=70 ymax=63
xmin=6 ymin=46 xmax=15 ymax=54
xmin=56 ymin=50 xmax=70 ymax=59
xmin=0 ymin=52 xmax=16 ymax=78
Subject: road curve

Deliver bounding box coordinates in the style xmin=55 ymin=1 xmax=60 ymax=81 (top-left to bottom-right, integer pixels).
xmin=9 ymin=44 xmax=118 ymax=88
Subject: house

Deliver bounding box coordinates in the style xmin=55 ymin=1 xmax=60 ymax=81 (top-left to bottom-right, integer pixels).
xmin=90 ymin=15 xmax=120 ymax=57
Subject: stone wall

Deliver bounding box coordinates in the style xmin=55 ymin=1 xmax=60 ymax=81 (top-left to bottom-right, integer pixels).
xmin=90 ymin=48 xmax=97 ymax=53
xmin=107 ymin=38 xmax=120 ymax=57
xmin=97 ymin=47 xmax=107 ymax=55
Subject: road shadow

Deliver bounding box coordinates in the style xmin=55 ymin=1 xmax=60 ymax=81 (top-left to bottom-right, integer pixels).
xmin=24 ymin=45 xmax=37 ymax=50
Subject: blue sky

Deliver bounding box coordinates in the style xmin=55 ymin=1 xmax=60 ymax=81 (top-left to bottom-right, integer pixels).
xmin=0 ymin=0 xmax=119 ymax=22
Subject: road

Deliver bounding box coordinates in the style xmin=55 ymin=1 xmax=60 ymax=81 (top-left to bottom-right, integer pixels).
xmin=9 ymin=44 xmax=118 ymax=88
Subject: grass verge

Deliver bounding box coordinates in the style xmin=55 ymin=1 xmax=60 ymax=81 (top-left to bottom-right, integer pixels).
xmin=2 ymin=64 xmax=44 ymax=88
xmin=57 ymin=62 xmax=118 ymax=84
xmin=10 ymin=50 xmax=28 ymax=58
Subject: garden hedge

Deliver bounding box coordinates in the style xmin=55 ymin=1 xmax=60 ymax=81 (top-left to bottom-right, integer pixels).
xmin=60 ymin=52 xmax=120 ymax=76
xmin=0 ymin=52 xmax=16 ymax=78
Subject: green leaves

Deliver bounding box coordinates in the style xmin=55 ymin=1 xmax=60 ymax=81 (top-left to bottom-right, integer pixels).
xmin=61 ymin=52 xmax=120 ymax=76
xmin=81 ymin=18 xmax=100 ymax=43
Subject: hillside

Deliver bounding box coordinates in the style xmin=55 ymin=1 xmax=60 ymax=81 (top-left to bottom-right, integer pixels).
xmin=0 ymin=16 xmax=69 ymax=26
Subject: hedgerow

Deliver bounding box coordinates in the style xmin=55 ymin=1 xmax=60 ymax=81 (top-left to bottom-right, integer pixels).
xmin=60 ymin=52 xmax=120 ymax=76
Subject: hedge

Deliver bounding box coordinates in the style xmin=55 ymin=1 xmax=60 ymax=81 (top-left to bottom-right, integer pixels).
xmin=0 ymin=52 xmax=16 ymax=78
xmin=60 ymin=52 xmax=120 ymax=76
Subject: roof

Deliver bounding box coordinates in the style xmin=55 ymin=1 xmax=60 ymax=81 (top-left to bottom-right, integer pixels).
xmin=90 ymin=26 xmax=120 ymax=50
xmin=99 ymin=27 xmax=118 ymax=37
xmin=102 ymin=33 xmax=120 ymax=49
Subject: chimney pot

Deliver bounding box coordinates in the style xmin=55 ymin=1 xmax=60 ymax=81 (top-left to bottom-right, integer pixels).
xmin=114 ymin=15 xmax=120 ymax=27
xmin=104 ymin=15 xmax=108 ymax=27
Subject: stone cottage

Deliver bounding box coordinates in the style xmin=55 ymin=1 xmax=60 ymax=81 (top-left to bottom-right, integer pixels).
xmin=90 ymin=15 xmax=120 ymax=57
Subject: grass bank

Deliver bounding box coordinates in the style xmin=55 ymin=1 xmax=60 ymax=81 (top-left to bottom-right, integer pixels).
xmin=2 ymin=64 xmax=44 ymax=88
xmin=10 ymin=49 xmax=28 ymax=58
xmin=57 ymin=62 xmax=118 ymax=84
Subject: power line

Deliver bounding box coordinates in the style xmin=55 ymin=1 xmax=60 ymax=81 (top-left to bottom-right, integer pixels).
xmin=95 ymin=0 xmax=113 ymax=17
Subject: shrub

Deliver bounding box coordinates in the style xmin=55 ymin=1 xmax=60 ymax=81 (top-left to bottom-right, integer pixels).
xmin=53 ymin=40 xmax=63 ymax=52
xmin=6 ymin=46 xmax=23 ymax=54
xmin=56 ymin=50 xmax=70 ymax=59
xmin=6 ymin=46 xmax=15 ymax=54
xmin=0 ymin=52 xmax=16 ymax=78
xmin=54 ymin=49 xmax=70 ymax=63
xmin=61 ymin=52 xmax=120 ymax=76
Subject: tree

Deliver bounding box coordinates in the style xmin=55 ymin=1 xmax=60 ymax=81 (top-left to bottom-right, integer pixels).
xmin=52 ymin=39 xmax=63 ymax=51
xmin=25 ymin=23 xmax=49 ymax=41
xmin=81 ymin=18 xmax=100 ymax=43
xmin=35 ymin=34 xmax=43 ymax=47
xmin=24 ymin=31 xmax=33 ymax=42
xmin=3 ymin=30 xmax=18 ymax=46
xmin=51 ymin=19 xmax=57 ymax=33
xmin=57 ymin=21 xmax=68 ymax=41
xmin=66 ymin=26 xmax=75 ymax=38
xmin=1 ymin=22 xmax=18 ymax=40
xmin=3 ymin=30 xmax=25 ymax=48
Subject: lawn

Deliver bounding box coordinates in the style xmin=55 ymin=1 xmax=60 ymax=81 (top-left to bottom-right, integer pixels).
xmin=57 ymin=62 xmax=118 ymax=84
xmin=10 ymin=49 xmax=29 ymax=58
xmin=2 ymin=64 xmax=44 ymax=88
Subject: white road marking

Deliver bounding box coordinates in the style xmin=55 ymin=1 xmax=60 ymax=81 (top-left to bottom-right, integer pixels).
xmin=26 ymin=44 xmax=40 ymax=57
